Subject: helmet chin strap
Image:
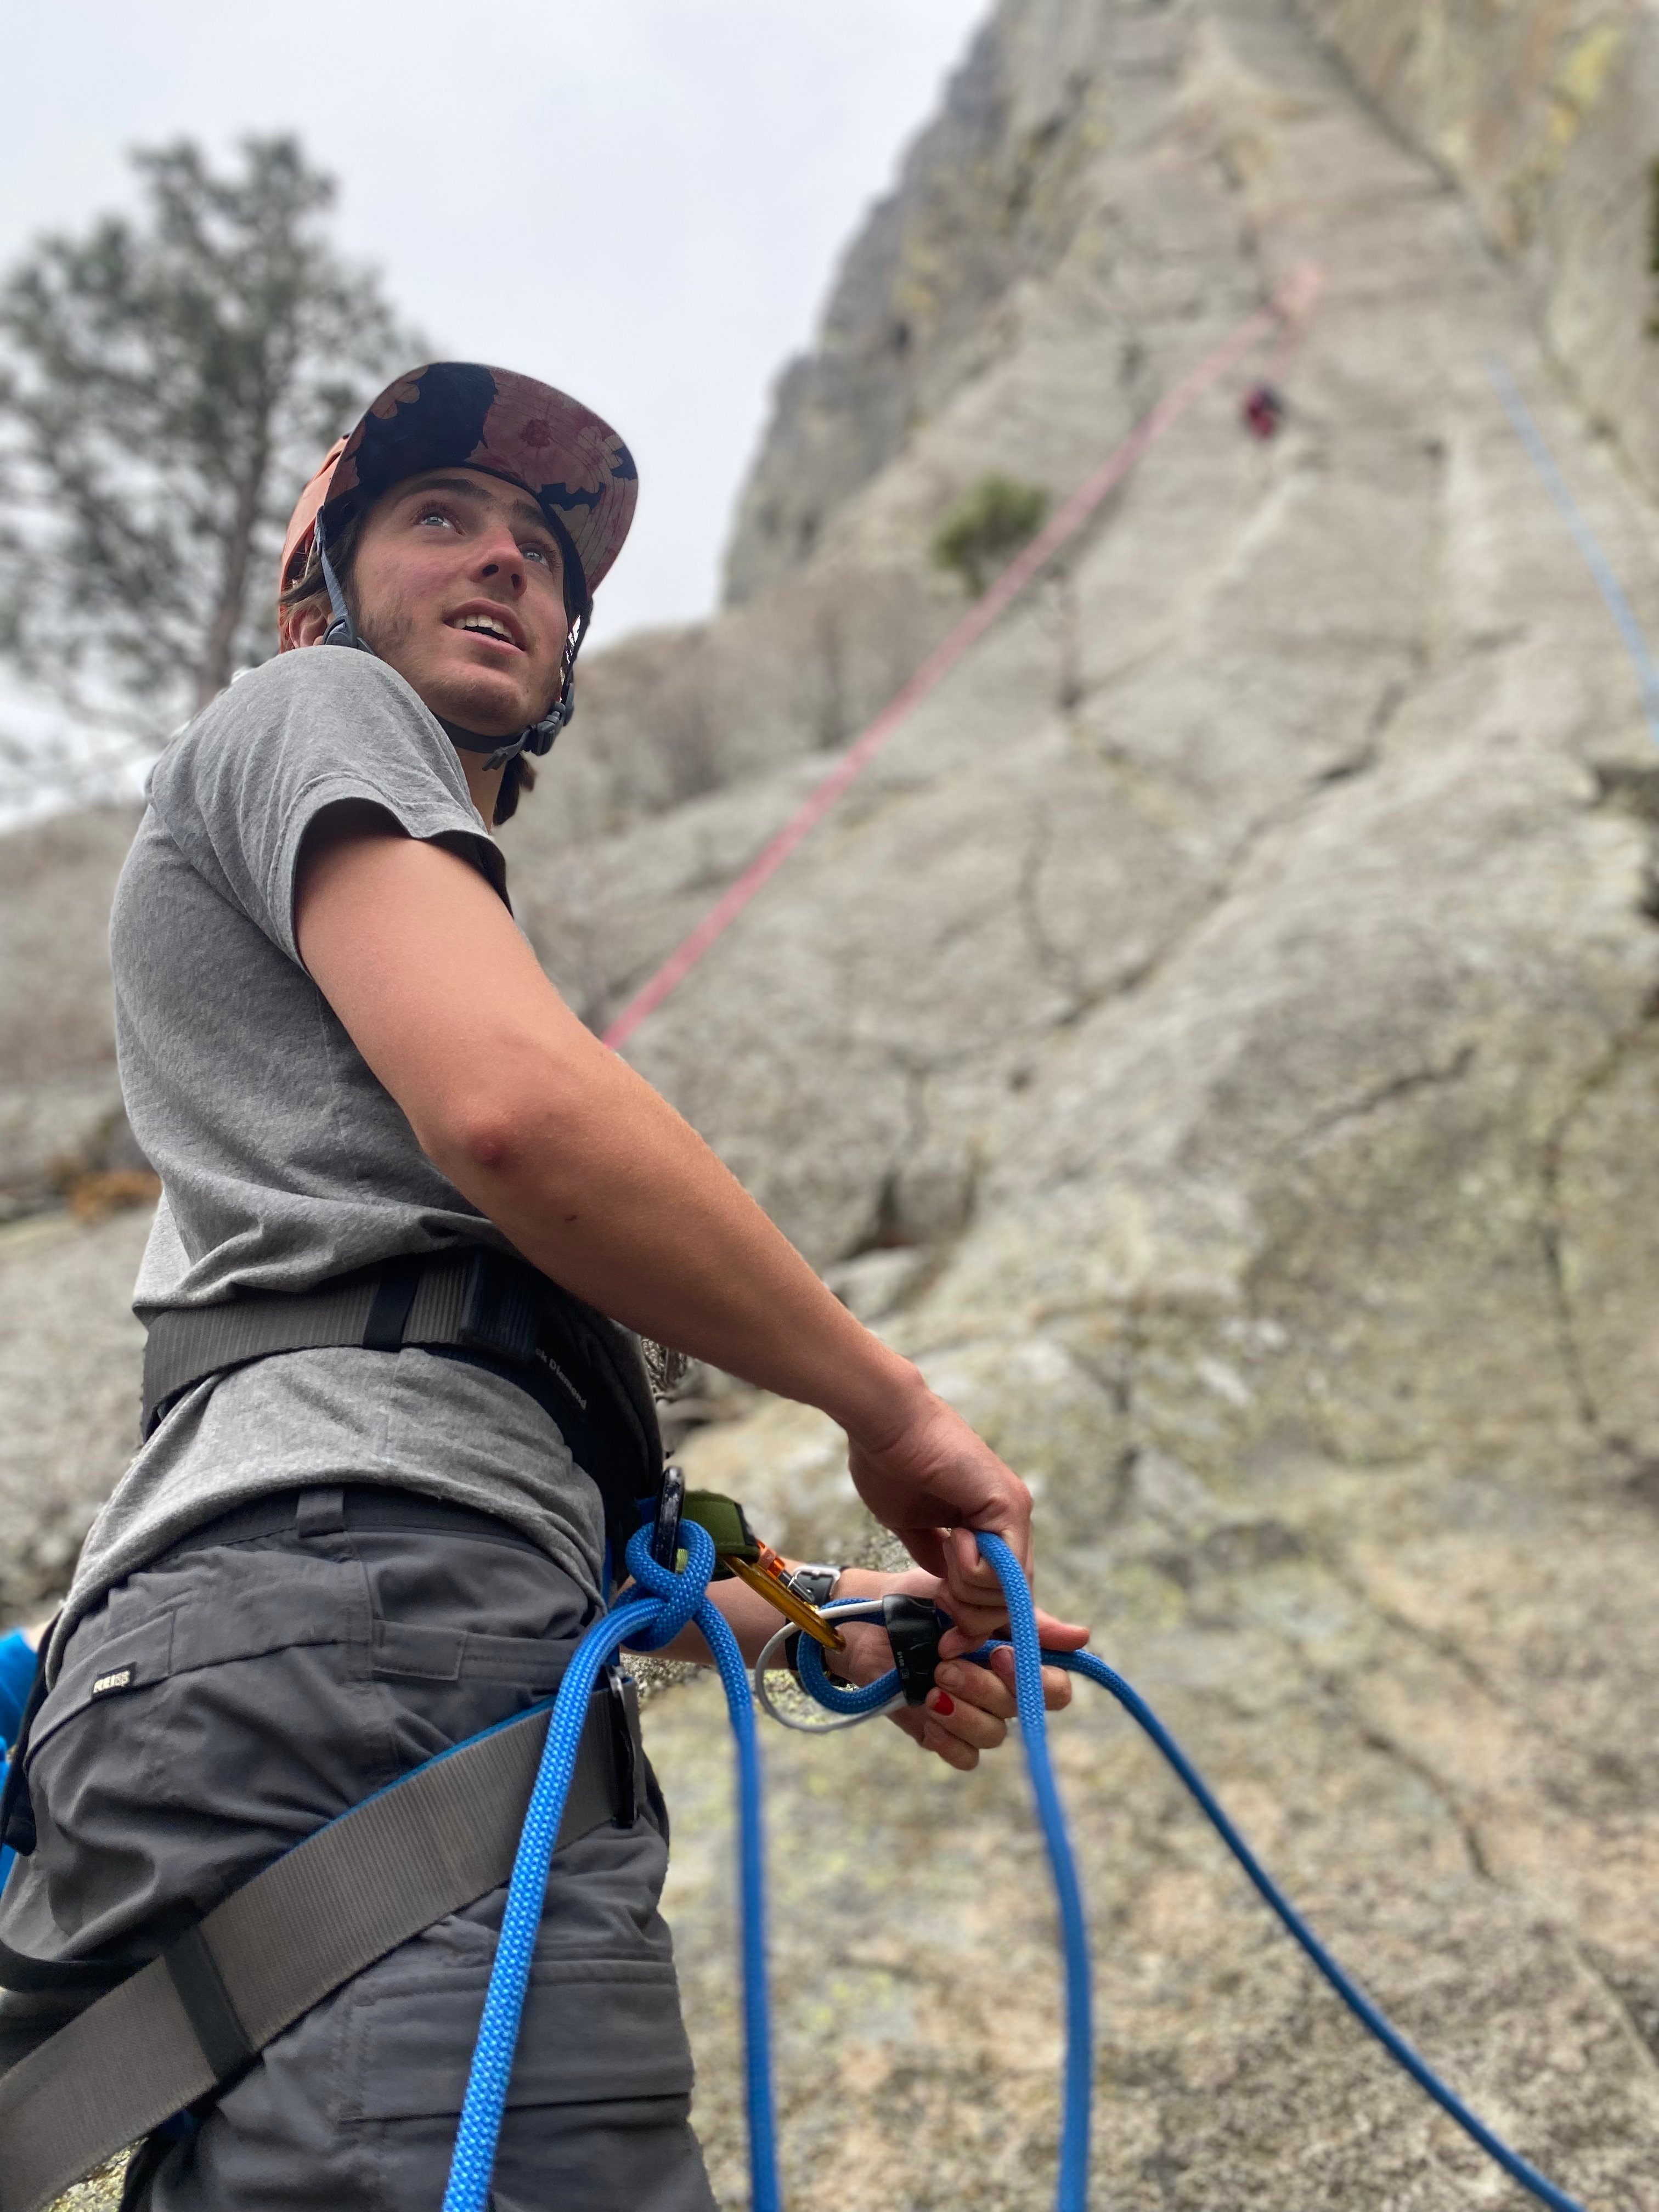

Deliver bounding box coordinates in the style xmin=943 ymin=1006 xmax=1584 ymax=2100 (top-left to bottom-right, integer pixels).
xmin=314 ymin=509 xmax=590 ymax=786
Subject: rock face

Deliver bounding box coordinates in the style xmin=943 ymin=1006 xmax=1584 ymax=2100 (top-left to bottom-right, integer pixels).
xmin=8 ymin=0 xmax=1659 ymax=2204
xmin=721 ymin=0 xmax=1119 ymax=604
xmin=1291 ymin=0 xmax=1659 ymax=501
xmin=0 ymin=805 xmax=141 ymax=1207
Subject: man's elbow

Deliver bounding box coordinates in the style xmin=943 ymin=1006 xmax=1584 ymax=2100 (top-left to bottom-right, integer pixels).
xmin=418 ymin=1070 xmax=567 ymax=1197
xmin=425 ymin=1100 xmax=518 ymax=1181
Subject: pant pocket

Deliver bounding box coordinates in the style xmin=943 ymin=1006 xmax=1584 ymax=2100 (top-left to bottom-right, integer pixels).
xmin=342 ymin=1952 xmax=696 ymax=2122
xmin=341 ymin=1949 xmax=706 ymax=2212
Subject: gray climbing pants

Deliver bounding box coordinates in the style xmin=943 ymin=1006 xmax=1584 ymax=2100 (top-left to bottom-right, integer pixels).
xmin=0 ymin=1486 xmax=716 ymax=2211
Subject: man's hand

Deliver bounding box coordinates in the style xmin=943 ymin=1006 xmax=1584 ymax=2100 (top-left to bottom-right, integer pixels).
xmin=847 ymin=1389 xmax=1039 ymax=1643
xmin=831 ymin=1565 xmax=1089 ymax=1772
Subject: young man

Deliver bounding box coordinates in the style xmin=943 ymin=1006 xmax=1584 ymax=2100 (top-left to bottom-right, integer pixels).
xmin=0 ymin=362 xmax=1084 ymax=2208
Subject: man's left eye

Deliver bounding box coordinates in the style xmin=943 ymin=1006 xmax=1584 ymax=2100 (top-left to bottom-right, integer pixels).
xmin=523 ymin=543 xmax=552 ymax=566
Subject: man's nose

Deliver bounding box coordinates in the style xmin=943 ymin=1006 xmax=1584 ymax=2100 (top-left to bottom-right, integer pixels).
xmin=473 ymin=523 xmax=527 ymax=591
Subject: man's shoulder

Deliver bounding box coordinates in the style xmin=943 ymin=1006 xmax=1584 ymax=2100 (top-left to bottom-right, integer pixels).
xmin=152 ymin=648 xmax=448 ymax=805
xmin=208 ymin=645 xmax=436 ymax=731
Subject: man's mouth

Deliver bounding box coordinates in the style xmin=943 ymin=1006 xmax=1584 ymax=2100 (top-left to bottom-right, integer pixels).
xmin=446 ymin=606 xmax=526 ymax=652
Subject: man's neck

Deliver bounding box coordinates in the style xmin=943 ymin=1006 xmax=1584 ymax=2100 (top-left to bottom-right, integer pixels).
xmin=456 ymin=745 xmax=504 ymax=827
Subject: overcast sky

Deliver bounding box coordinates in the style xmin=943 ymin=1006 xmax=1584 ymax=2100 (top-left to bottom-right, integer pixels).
xmin=2 ymin=0 xmax=985 ymax=653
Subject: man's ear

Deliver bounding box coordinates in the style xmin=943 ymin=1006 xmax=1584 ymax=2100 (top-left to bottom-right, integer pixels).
xmin=279 ymin=599 xmax=332 ymax=652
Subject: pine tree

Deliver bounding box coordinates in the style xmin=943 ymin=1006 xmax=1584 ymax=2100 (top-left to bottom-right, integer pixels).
xmin=0 ymin=136 xmax=420 ymax=800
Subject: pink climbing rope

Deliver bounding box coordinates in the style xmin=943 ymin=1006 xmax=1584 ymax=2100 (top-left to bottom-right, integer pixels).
xmin=601 ymin=267 xmax=1321 ymax=1053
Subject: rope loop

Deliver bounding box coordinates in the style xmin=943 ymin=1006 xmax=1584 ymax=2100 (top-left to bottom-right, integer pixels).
xmin=620 ymin=1517 xmax=715 ymax=1649
xmin=794 ymin=1627 xmax=900 ymax=1716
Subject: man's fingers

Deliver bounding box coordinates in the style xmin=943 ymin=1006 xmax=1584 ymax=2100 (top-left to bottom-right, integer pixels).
xmin=950 ymin=1520 xmax=1034 ymax=1581
xmin=923 ymin=1720 xmax=979 ymax=1770
xmin=1032 ymin=1610 xmax=1090 ymax=1650
xmin=934 ymin=1660 xmax=1015 ymax=1723
xmin=922 ymin=1682 xmax=1008 ymax=1752
xmin=985 ymin=1645 xmax=1076 ymax=1711
xmin=946 ymin=1524 xmax=1022 ymax=1587
xmin=897 ymin=1528 xmax=950 ymax=1578
xmin=885 ymin=1704 xmax=980 ymax=1769
xmin=934 ymin=1607 xmax=1011 ymax=1656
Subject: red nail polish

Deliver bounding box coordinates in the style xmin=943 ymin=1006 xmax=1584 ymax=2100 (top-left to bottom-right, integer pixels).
xmin=931 ymin=1691 xmax=955 ymax=1716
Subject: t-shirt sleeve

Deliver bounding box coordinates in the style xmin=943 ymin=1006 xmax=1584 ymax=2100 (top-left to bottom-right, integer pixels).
xmin=146 ymin=648 xmax=507 ymax=964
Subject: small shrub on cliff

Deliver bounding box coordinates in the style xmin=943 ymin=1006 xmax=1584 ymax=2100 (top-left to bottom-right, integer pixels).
xmin=930 ymin=473 xmax=1049 ymax=595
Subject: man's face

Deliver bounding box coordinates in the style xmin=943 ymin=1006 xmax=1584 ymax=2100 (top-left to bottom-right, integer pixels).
xmin=338 ymin=467 xmax=569 ymax=737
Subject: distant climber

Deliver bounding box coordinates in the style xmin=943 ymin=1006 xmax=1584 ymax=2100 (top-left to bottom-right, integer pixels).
xmin=0 ymin=360 xmax=1085 ymax=2208
xmin=1242 ymin=380 xmax=1285 ymax=439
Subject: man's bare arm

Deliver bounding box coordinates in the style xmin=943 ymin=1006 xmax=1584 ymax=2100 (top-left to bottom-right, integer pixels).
xmin=295 ymin=812 xmax=1040 ymax=1625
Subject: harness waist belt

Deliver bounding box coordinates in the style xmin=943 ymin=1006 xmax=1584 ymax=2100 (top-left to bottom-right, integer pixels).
xmin=143 ymin=1248 xmax=539 ymax=1435
xmin=0 ymin=1676 xmax=642 ymax=2212
xmin=138 ymin=1247 xmax=664 ymax=1560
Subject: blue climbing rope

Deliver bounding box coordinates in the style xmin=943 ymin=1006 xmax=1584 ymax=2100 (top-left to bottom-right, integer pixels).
xmin=797 ymin=1553 xmax=1092 ymax=2208
xmin=1492 ymin=360 xmax=1659 ymax=751
xmin=801 ymin=1533 xmax=1589 ymax=2212
xmin=442 ymin=1519 xmax=780 ymax=2212
xmin=1054 ymin=1644 xmax=1588 ymax=2212
xmin=446 ymin=1524 xmax=1591 ymax=2211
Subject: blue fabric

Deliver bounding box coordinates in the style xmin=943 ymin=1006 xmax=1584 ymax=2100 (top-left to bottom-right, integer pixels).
xmin=0 ymin=1626 xmax=37 ymax=1901
xmin=0 ymin=1628 xmax=35 ymax=1745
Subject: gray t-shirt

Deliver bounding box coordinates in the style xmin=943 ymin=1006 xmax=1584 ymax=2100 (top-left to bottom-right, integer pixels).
xmin=55 ymin=647 xmax=605 ymax=1673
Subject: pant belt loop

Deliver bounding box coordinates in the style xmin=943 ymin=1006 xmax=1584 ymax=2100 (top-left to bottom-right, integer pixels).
xmin=295 ymin=1486 xmax=347 ymax=1539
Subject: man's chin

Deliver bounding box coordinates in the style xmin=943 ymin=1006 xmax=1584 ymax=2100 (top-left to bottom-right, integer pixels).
xmin=424 ymin=669 xmax=531 ymax=740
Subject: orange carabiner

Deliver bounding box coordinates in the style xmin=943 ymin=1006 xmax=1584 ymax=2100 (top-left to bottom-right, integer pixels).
xmin=723 ymin=1541 xmax=846 ymax=1654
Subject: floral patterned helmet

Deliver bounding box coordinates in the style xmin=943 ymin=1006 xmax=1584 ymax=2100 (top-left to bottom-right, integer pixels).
xmin=278 ymin=361 xmax=638 ymax=618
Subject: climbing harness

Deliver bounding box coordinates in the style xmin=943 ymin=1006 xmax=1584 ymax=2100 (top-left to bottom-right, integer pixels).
xmin=431 ymin=1506 xmax=1591 ymax=2212
xmin=0 ymin=1672 xmax=644 ymax=2212
xmin=601 ymin=268 xmax=1323 ymax=1053
xmin=137 ymin=1243 xmax=665 ymax=1566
